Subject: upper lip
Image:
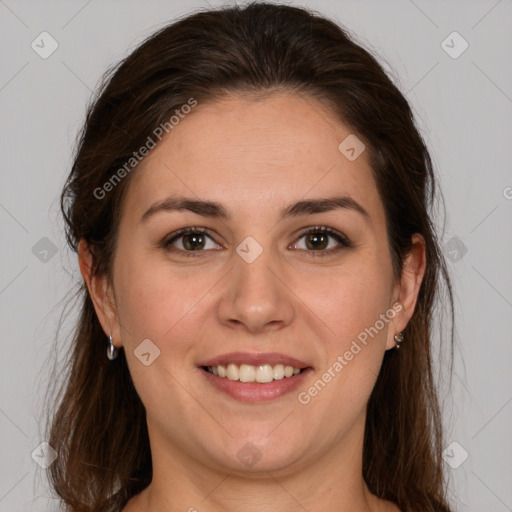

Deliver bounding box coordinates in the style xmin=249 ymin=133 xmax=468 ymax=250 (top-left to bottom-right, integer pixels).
xmin=199 ymin=352 xmax=311 ymax=369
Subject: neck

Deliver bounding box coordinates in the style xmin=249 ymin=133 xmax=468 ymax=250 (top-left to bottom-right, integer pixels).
xmin=128 ymin=414 xmax=387 ymax=512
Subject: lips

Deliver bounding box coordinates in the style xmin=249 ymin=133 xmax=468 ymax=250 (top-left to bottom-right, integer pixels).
xmin=200 ymin=365 xmax=313 ymax=402
xmin=197 ymin=352 xmax=313 ymax=402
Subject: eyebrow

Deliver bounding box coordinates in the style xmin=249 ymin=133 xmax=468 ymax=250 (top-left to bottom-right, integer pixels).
xmin=141 ymin=195 xmax=371 ymax=224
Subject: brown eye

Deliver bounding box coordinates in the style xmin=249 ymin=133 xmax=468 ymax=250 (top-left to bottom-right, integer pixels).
xmin=304 ymin=231 xmax=329 ymax=250
xmin=291 ymin=226 xmax=352 ymax=256
xmin=164 ymin=227 xmax=222 ymax=255
xmin=181 ymin=232 xmax=206 ymax=250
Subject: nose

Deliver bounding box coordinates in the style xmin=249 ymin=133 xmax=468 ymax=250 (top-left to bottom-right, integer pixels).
xmin=216 ymin=244 xmax=295 ymax=334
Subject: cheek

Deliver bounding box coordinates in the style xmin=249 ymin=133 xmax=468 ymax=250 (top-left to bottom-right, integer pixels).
xmin=309 ymin=263 xmax=393 ymax=346
xmin=113 ymin=250 xmax=220 ymax=347
xmin=298 ymin=259 xmax=393 ymax=404
xmin=112 ymin=254 xmax=203 ymax=411
xmin=112 ymin=250 xmax=180 ymax=342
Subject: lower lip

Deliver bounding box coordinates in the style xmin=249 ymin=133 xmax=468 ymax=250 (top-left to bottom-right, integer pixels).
xmin=200 ymin=367 xmax=313 ymax=403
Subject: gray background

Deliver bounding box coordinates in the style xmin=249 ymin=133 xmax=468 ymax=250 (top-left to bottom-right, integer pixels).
xmin=1 ymin=0 xmax=511 ymax=510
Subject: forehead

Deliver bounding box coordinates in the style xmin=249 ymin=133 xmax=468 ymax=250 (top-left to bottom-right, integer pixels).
xmin=122 ymin=92 xmax=383 ymax=223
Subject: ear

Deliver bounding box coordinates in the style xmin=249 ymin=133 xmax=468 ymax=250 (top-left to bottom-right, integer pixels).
xmin=386 ymin=233 xmax=427 ymax=350
xmin=78 ymin=239 xmax=122 ymax=348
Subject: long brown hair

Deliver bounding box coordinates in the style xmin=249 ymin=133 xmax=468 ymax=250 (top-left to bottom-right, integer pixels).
xmin=46 ymin=2 xmax=455 ymax=511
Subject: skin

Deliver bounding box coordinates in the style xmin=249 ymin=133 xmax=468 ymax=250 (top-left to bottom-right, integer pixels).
xmin=79 ymin=92 xmax=426 ymax=512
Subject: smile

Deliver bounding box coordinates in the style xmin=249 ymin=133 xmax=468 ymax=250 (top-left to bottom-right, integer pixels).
xmin=204 ymin=363 xmax=303 ymax=383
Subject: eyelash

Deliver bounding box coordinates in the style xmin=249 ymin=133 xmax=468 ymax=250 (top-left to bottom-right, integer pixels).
xmin=162 ymin=225 xmax=353 ymax=258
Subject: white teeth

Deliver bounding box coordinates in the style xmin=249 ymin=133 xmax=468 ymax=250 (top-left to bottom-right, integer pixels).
xmin=256 ymin=364 xmax=274 ymax=383
xmin=226 ymin=363 xmax=239 ymax=381
xmin=239 ymin=364 xmax=256 ymax=382
xmin=205 ymin=363 xmax=304 ymax=382
xmin=273 ymin=364 xmax=285 ymax=380
xmin=284 ymin=365 xmax=294 ymax=378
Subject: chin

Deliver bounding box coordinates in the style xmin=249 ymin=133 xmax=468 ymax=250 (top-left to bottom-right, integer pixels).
xmin=204 ymin=436 xmax=307 ymax=476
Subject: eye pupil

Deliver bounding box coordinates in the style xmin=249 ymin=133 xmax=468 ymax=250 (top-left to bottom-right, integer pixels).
xmin=306 ymin=232 xmax=328 ymax=250
xmin=183 ymin=233 xmax=205 ymax=250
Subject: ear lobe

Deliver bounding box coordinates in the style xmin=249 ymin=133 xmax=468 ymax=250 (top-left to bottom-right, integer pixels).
xmin=77 ymin=239 xmax=119 ymax=343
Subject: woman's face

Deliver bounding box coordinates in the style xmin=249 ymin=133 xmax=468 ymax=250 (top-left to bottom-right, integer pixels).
xmin=93 ymin=92 xmax=418 ymax=475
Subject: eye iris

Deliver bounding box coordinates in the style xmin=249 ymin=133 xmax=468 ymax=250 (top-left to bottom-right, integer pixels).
xmin=176 ymin=230 xmax=337 ymax=252
xmin=183 ymin=233 xmax=205 ymax=250
xmin=306 ymin=232 xmax=328 ymax=250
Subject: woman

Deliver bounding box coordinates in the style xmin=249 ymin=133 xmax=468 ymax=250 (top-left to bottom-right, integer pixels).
xmin=46 ymin=2 xmax=455 ymax=511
